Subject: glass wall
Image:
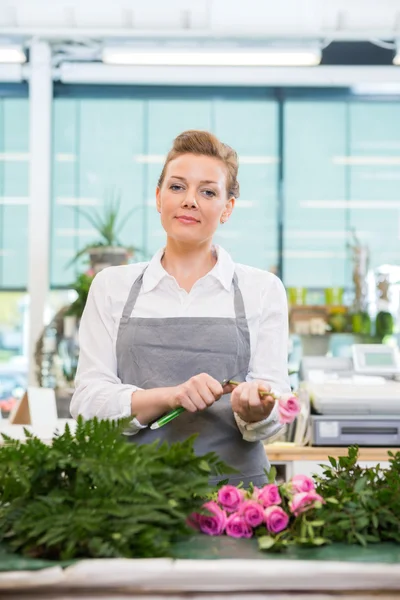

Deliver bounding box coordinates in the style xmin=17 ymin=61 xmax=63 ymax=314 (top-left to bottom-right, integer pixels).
xmin=0 ymin=95 xmax=29 ymax=288
xmin=348 ymin=102 xmax=400 ymax=271
xmin=51 ymin=89 xmax=279 ymax=286
xmin=283 ymin=100 xmax=348 ymax=287
xmin=283 ymin=97 xmax=400 ymax=289
xmin=0 ymin=90 xmax=29 ymax=406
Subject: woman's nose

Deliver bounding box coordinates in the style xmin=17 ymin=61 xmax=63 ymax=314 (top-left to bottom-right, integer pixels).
xmin=182 ymin=193 xmax=198 ymax=208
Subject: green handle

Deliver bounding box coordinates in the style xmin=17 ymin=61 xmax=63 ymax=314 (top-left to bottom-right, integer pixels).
xmin=149 ymin=380 xmax=280 ymax=430
xmin=150 ymin=406 xmax=185 ymax=429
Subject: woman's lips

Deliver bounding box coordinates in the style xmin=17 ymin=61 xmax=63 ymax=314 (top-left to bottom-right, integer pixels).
xmin=176 ymin=216 xmax=200 ymax=225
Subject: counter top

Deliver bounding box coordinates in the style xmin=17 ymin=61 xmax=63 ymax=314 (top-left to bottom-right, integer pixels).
xmin=264 ymin=444 xmax=397 ymax=462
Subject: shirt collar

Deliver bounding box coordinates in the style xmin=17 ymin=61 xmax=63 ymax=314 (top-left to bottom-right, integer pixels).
xmin=142 ymin=245 xmax=235 ymax=294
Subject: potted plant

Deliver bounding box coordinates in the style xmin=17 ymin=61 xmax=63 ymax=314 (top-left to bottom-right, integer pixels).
xmin=69 ymin=188 xmax=142 ymax=273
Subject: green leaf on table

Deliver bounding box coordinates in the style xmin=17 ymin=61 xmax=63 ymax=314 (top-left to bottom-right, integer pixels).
xmin=258 ymin=536 xmax=276 ymax=550
xmin=312 ymin=537 xmax=327 ymax=546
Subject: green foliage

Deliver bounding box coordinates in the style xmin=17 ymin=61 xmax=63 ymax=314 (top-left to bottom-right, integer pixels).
xmin=69 ymin=188 xmax=142 ymax=265
xmin=314 ymin=446 xmax=400 ymax=546
xmin=64 ymin=272 xmax=95 ymax=318
xmin=257 ymin=446 xmax=400 ymax=552
xmin=0 ymin=418 xmax=230 ymax=561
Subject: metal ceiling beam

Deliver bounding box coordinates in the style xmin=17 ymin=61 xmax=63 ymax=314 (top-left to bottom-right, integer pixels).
xmin=0 ymin=27 xmax=399 ymax=42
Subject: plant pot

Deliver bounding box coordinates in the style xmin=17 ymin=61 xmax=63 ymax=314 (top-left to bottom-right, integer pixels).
xmin=351 ymin=311 xmax=371 ymax=335
xmin=328 ymin=308 xmax=347 ymax=333
xmin=89 ymin=247 xmax=131 ymax=273
xmin=375 ymin=311 xmax=394 ymax=340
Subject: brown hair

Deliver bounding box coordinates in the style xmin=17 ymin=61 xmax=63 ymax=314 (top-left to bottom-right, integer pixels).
xmin=157 ymin=130 xmax=240 ymax=198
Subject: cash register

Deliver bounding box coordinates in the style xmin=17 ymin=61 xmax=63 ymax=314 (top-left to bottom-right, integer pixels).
xmin=300 ymin=344 xmax=400 ymax=446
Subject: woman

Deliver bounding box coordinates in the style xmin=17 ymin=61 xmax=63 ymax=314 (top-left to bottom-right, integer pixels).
xmin=70 ymin=130 xmax=291 ymax=487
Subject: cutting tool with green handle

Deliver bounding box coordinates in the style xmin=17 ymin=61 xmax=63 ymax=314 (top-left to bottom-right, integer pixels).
xmin=149 ymin=378 xmax=280 ymax=430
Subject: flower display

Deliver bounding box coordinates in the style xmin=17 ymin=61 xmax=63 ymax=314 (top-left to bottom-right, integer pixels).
xmin=190 ymin=470 xmax=326 ymax=550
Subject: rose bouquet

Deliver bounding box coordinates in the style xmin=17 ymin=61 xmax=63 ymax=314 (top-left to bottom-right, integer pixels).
xmin=190 ymin=471 xmax=326 ymax=551
xmin=191 ymin=446 xmax=400 ymax=551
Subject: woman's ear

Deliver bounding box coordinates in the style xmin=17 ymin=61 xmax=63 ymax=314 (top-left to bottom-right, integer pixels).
xmin=223 ymin=197 xmax=235 ymax=221
xmin=156 ymin=187 xmax=161 ymax=213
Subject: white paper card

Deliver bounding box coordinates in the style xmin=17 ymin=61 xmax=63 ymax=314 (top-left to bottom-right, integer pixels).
xmin=27 ymin=386 xmax=58 ymax=427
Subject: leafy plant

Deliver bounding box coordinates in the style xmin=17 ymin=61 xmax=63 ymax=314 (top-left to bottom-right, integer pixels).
xmin=69 ymin=188 xmax=142 ymax=265
xmin=192 ymin=446 xmax=400 ymax=552
xmin=259 ymin=447 xmax=400 ymax=551
xmin=64 ymin=271 xmax=95 ymax=319
xmin=0 ymin=418 xmax=232 ymax=561
xmin=314 ymin=447 xmax=400 ymax=546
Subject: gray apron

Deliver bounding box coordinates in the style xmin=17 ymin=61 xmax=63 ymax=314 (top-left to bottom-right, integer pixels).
xmin=116 ymin=267 xmax=270 ymax=487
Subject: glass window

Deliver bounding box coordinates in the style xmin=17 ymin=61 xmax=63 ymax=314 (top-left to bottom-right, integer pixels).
xmin=0 ymin=97 xmax=29 ymax=289
xmin=52 ymin=89 xmax=280 ymax=281
xmin=213 ymin=97 xmax=278 ymax=270
xmin=349 ymin=102 xmax=400 ymax=270
xmin=283 ymin=100 xmax=348 ymax=288
xmin=52 ymin=97 xmax=146 ymax=286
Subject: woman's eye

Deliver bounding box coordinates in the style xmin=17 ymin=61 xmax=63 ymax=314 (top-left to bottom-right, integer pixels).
xmin=170 ymin=184 xmax=184 ymax=191
xmin=202 ymin=189 xmax=216 ymax=197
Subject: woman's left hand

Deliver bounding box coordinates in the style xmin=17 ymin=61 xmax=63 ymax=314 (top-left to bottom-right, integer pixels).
xmin=227 ymin=380 xmax=275 ymax=423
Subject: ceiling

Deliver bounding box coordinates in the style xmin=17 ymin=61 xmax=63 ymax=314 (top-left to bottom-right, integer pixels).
xmin=0 ymin=0 xmax=399 ymax=40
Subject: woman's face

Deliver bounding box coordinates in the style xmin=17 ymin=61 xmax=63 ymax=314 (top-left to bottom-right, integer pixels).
xmin=156 ymin=153 xmax=234 ymax=245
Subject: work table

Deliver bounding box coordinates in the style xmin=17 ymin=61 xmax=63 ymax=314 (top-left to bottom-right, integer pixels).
xmin=265 ymin=443 xmax=397 ymax=462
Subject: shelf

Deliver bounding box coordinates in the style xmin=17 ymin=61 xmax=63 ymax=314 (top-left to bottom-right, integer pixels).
xmin=264 ymin=444 xmax=396 ymax=462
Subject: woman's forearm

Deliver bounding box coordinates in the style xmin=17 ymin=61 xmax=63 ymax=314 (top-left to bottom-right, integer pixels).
xmin=131 ymin=387 xmax=174 ymax=425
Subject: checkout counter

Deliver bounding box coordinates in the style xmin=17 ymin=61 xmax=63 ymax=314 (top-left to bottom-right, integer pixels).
xmin=299 ymin=343 xmax=400 ymax=447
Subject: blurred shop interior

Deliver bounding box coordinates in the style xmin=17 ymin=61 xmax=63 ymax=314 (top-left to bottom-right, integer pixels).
xmin=0 ymin=0 xmax=400 ymax=449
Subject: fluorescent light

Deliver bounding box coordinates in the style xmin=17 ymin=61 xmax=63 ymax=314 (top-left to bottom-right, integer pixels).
xmin=352 ymin=83 xmax=400 ymax=94
xmin=102 ymin=48 xmax=321 ymax=67
xmin=0 ymin=45 xmax=26 ymax=64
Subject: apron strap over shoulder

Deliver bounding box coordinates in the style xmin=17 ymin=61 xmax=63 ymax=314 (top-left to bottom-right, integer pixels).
xmin=232 ymin=271 xmax=247 ymax=321
xmin=119 ymin=267 xmax=148 ymax=326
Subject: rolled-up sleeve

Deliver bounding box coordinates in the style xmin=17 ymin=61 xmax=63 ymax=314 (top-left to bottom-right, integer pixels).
xmin=235 ymin=274 xmax=291 ymax=442
xmin=70 ymin=269 xmax=140 ymax=422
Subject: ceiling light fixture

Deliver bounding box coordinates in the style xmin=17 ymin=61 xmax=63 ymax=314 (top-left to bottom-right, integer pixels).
xmin=102 ymin=46 xmax=322 ymax=67
xmin=0 ymin=45 xmax=26 ymax=64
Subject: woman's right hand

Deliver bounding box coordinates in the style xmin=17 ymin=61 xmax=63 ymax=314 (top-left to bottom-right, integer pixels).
xmin=168 ymin=373 xmax=224 ymax=412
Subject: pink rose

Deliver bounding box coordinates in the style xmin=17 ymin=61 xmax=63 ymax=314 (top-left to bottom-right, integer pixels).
xmin=217 ymin=485 xmax=245 ymax=513
xmin=198 ymin=501 xmax=227 ymax=536
xmin=239 ymin=500 xmax=265 ymax=528
xmin=226 ymin=513 xmax=253 ymax=539
xmin=289 ymin=491 xmax=325 ymax=517
xmin=264 ymin=506 xmax=289 ymax=533
xmin=278 ymin=395 xmax=300 ymax=424
xmin=290 ymin=474 xmax=315 ymax=493
xmin=257 ymin=484 xmax=282 ymax=508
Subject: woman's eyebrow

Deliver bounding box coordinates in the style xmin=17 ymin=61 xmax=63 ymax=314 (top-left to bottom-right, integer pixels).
xmin=169 ymin=175 xmax=219 ymax=185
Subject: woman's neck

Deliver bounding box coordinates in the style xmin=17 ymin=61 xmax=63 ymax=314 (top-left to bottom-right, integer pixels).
xmin=161 ymin=239 xmax=217 ymax=293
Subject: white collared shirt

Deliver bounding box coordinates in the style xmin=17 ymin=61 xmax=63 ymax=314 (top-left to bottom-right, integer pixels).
xmin=70 ymin=246 xmax=291 ymax=442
